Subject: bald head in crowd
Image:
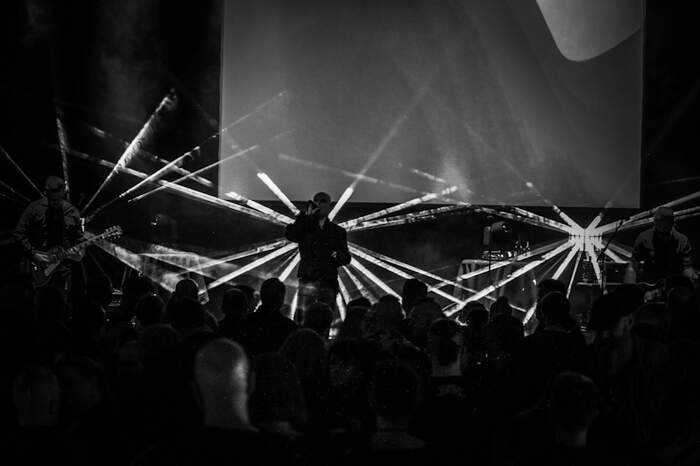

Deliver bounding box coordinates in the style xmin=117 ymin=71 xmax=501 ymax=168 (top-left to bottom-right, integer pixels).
xmin=194 ymin=338 xmax=254 ymax=430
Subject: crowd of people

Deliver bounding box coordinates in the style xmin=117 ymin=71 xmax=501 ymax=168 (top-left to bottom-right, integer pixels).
xmin=1 ymin=269 xmax=699 ymax=466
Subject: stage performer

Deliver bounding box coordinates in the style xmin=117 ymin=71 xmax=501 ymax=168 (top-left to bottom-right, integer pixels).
xmin=632 ymin=206 xmax=693 ymax=284
xmin=14 ymin=176 xmax=84 ymax=301
xmin=285 ymin=191 xmax=351 ymax=317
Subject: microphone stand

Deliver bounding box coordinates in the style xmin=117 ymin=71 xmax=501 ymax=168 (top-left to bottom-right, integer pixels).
xmin=598 ymin=219 xmax=625 ymax=292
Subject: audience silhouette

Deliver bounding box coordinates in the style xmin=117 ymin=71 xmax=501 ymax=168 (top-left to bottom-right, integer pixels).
xmin=0 ymin=260 xmax=698 ymax=465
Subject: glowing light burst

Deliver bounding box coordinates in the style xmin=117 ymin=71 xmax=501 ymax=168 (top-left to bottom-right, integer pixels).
xmin=257 ymin=172 xmax=299 ymax=215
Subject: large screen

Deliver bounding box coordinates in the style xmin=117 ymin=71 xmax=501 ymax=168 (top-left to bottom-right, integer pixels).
xmin=219 ymin=0 xmax=643 ymax=207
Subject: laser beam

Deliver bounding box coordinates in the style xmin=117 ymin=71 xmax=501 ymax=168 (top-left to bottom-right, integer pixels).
xmin=349 ymin=243 xmax=526 ymax=310
xmin=225 ymin=191 xmax=294 ymax=224
xmin=448 ymin=241 xmax=573 ymax=314
xmin=349 ymin=258 xmax=399 ymax=298
xmin=129 ymin=143 xmax=261 ymax=204
xmin=341 ymin=186 xmax=459 ymax=228
xmin=342 ymin=266 xmax=374 ymax=300
xmin=552 ymin=244 xmax=581 ymax=280
xmin=56 ymin=117 xmax=70 ymax=201
xmin=350 ymin=246 xmax=465 ymax=306
xmin=328 ymin=187 xmax=354 ymax=221
xmin=257 ymin=172 xmax=299 ymax=215
xmin=83 ymin=92 xmax=176 ymax=212
xmin=0 ymin=179 xmax=30 ymax=203
xmin=205 ymin=243 xmax=297 ymax=292
xmin=0 ymin=145 xmax=42 ymax=197
xmin=348 ymin=204 xmax=471 ymax=233
xmin=83 ymin=122 xmax=213 ymax=187
xmin=279 ymin=252 xmax=300 ymax=282
xmin=457 ymin=240 xmax=568 ymax=281
xmin=66 ymin=147 xmax=287 ymax=225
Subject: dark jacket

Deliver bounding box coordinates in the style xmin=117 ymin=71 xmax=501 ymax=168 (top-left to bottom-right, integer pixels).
xmin=285 ymin=213 xmax=351 ymax=287
xmin=633 ymin=227 xmax=692 ymax=282
xmin=14 ymin=198 xmax=83 ymax=252
xmin=241 ymin=305 xmax=298 ymax=356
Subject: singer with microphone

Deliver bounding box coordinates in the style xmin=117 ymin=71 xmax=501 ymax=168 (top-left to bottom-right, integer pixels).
xmin=285 ymin=192 xmax=351 ymax=316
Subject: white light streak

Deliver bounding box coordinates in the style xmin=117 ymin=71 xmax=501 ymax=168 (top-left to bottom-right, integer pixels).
xmin=350 ymin=246 xmax=465 ymax=306
xmin=478 ymin=206 xmax=572 ymax=234
xmin=0 ymin=179 xmax=30 ymax=203
xmin=225 ymin=191 xmax=293 ymax=224
xmin=458 ymin=240 xmax=568 ymax=281
xmin=551 ymin=205 xmax=582 ymax=230
xmin=336 ymin=294 xmax=346 ymax=321
xmin=185 ymin=239 xmax=289 ymax=275
xmin=523 ymin=303 xmax=537 ymax=325
xmin=257 ymin=172 xmax=299 ymax=215
xmin=84 ymin=122 xmax=213 ymax=187
xmin=279 ymin=253 xmax=300 ymax=282
xmin=290 ymin=290 xmax=299 ymax=321
xmin=349 ymin=243 xmax=526 ymax=311
xmin=83 ymin=92 xmax=176 ymax=212
xmin=348 ymin=204 xmax=470 ymax=232
xmin=349 ymin=258 xmax=399 ymax=297
xmin=329 ymin=187 xmax=354 ymax=221
xmin=342 ymin=266 xmax=373 ymax=300
xmin=0 ymin=145 xmax=42 ymax=197
xmin=56 ymin=117 xmax=70 ymax=201
xmin=552 ymin=244 xmax=581 ymax=280
xmin=341 ymin=186 xmax=458 ymax=228
xmin=129 ymin=143 xmax=260 ymax=204
xmin=566 ymin=249 xmax=583 ymax=298
xmin=278 ymin=153 xmax=428 ymax=197
xmin=338 ymin=277 xmax=351 ymax=304
xmin=586 ymin=243 xmax=603 ymax=285
xmin=608 ymin=242 xmax=633 ymax=259
xmin=66 ymin=147 xmax=286 ymax=225
xmin=449 ymin=241 xmax=573 ymax=314
xmin=205 ymin=243 xmax=297 ymax=292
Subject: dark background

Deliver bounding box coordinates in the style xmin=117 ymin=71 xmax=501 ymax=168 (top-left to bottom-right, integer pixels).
xmin=0 ymin=0 xmax=698 ymax=297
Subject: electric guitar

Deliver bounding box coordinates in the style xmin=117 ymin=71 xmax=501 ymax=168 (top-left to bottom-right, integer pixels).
xmin=31 ymin=226 xmax=122 ymax=287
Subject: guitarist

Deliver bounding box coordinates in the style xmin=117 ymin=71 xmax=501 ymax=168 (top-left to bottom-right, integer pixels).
xmin=632 ymin=206 xmax=693 ymax=285
xmin=14 ymin=176 xmax=84 ymax=300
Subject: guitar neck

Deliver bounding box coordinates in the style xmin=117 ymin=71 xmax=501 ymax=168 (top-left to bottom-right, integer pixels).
xmin=65 ymin=234 xmax=107 ymax=255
